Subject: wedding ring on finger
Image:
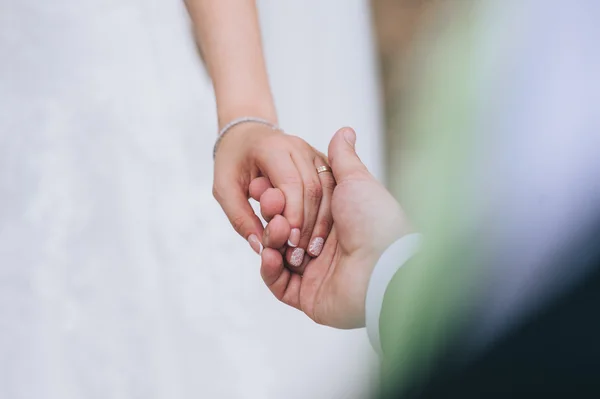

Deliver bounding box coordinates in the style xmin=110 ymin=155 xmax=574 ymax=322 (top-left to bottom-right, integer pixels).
xmin=316 ymin=165 xmax=332 ymax=174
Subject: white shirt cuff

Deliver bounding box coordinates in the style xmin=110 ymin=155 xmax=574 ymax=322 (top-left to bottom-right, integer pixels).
xmin=365 ymin=233 xmax=422 ymax=356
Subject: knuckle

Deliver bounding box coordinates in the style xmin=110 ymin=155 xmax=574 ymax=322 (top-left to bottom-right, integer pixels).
xmin=300 ymin=219 xmax=317 ymax=240
xmin=301 ymin=226 xmax=314 ymax=241
xmin=319 ymin=217 xmax=333 ymax=234
xmin=320 ymin=175 xmax=336 ymax=191
xmin=230 ymin=215 xmax=247 ymax=234
xmin=319 ymin=173 xmax=335 ymax=191
xmin=305 ymin=180 xmax=323 ymax=201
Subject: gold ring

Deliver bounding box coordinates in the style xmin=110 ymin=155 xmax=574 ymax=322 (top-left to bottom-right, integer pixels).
xmin=316 ymin=165 xmax=332 ymax=174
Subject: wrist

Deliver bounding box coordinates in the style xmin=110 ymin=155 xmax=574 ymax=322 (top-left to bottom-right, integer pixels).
xmin=217 ymin=96 xmax=278 ymax=131
xmin=350 ymin=236 xmax=407 ymax=327
xmin=365 ymin=233 xmax=423 ymax=355
xmin=213 ymin=118 xmax=282 ymax=160
xmin=357 ymin=227 xmax=412 ymax=319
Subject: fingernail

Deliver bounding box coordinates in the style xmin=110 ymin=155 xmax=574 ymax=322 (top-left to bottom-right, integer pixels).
xmin=289 ymin=248 xmax=305 ymax=267
xmin=248 ymin=234 xmax=262 ymax=255
xmin=308 ymin=237 xmax=324 ymax=257
xmin=343 ymin=128 xmax=356 ymax=146
xmin=287 ymin=228 xmax=301 ymax=248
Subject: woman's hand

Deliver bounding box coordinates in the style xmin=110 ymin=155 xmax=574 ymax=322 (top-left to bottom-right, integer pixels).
xmin=186 ymin=0 xmax=333 ymax=261
xmin=213 ymin=122 xmax=335 ymax=263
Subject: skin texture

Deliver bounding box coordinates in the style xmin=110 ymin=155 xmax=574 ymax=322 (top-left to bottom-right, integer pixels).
xmin=185 ymin=0 xmax=334 ymax=257
xmin=256 ymin=128 xmax=411 ymax=329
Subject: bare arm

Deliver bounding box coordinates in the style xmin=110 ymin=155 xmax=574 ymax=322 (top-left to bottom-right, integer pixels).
xmin=185 ymin=1 xmax=334 ymax=265
xmin=185 ymin=0 xmax=277 ymax=128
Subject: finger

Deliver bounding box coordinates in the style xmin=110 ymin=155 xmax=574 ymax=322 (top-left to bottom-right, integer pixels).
xmin=263 ymin=214 xmax=290 ymax=249
xmin=262 ymin=152 xmax=304 ymax=248
xmin=281 ymin=151 xmax=323 ymax=267
xmin=259 ymin=188 xmax=285 ymax=222
xmin=285 ymin=245 xmax=311 ymax=274
xmin=213 ymin=181 xmax=264 ymax=255
xmin=327 ymin=127 xmax=370 ymax=184
xmin=297 ymin=229 xmax=338 ymax=293
xmin=249 ymin=177 xmax=273 ymax=201
xmin=289 ymin=151 xmax=323 ymax=254
xmin=307 ymin=157 xmax=334 ymax=257
xmin=260 ymin=248 xmax=289 ymax=298
xmin=286 ymin=243 xmax=307 ymax=269
xmin=261 ymin=248 xmax=301 ymax=310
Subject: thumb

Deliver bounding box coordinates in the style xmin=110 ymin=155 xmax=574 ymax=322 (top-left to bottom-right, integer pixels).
xmin=328 ymin=127 xmax=370 ymax=183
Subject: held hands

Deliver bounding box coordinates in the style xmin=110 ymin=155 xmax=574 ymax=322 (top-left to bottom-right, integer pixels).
xmin=213 ymin=122 xmax=410 ymax=328
xmin=213 ymin=123 xmax=334 ymax=259
xmin=254 ymin=128 xmax=410 ymax=328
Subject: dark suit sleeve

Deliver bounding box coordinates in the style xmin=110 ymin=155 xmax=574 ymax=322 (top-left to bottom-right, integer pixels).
xmin=379 ymin=256 xmax=417 ymax=358
xmin=376 ymin=226 xmax=600 ymax=399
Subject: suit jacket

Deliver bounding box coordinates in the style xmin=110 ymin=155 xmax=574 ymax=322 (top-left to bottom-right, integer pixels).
xmin=376 ymin=1 xmax=600 ymax=397
xmin=379 ymin=221 xmax=600 ymax=398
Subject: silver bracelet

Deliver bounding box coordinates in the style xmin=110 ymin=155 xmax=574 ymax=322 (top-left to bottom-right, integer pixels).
xmin=213 ymin=117 xmax=281 ymax=159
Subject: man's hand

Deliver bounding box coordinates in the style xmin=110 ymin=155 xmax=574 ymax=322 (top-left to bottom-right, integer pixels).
xmin=256 ymin=127 xmax=411 ymax=329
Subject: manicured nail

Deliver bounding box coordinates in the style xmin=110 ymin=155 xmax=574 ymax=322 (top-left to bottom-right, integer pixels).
xmin=248 ymin=234 xmax=262 ymax=255
xmin=308 ymin=237 xmax=324 ymax=257
xmin=287 ymin=228 xmax=301 ymax=248
xmin=289 ymin=248 xmax=305 ymax=267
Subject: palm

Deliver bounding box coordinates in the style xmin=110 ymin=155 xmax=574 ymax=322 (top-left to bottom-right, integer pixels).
xmin=287 ymin=177 xmax=406 ymax=329
xmin=296 ymin=227 xmax=366 ymax=328
xmin=259 ymin=127 xmax=408 ymax=329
